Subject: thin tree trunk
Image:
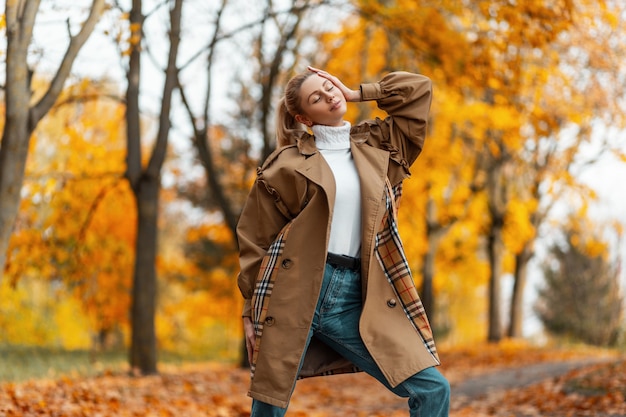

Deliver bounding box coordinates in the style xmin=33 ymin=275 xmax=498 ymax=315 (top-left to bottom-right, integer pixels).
xmin=421 ymin=196 xmax=440 ymax=325
xmin=487 ymin=222 xmax=504 ymax=342
xmin=486 ymin=153 xmax=508 ymax=343
xmin=508 ymin=245 xmax=532 ymax=338
xmin=421 ymin=243 xmax=435 ymax=323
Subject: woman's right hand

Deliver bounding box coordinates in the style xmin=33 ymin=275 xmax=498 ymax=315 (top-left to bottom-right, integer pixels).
xmin=307 ymin=66 xmax=362 ymax=102
xmin=243 ymin=316 xmax=256 ymax=365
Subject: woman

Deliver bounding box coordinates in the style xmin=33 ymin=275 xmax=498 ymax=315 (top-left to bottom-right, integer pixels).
xmin=237 ymin=66 xmax=450 ymax=416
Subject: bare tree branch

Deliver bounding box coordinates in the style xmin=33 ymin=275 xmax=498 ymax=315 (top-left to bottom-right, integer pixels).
xmin=125 ymin=0 xmax=143 ymax=189
xmin=146 ymin=0 xmax=183 ymax=177
xmin=29 ymin=0 xmax=107 ymax=128
xmin=178 ymin=0 xmax=330 ymax=71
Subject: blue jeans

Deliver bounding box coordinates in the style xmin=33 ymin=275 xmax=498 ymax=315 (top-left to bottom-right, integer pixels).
xmin=251 ymin=263 xmax=450 ymax=417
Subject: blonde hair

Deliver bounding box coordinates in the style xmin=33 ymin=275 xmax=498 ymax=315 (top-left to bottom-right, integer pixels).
xmin=275 ymin=72 xmax=314 ymax=147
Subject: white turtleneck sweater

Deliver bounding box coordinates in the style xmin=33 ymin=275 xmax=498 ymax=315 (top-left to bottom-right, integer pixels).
xmin=312 ymin=122 xmax=362 ymax=258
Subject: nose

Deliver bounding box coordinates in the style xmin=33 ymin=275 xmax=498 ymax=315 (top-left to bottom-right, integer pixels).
xmin=322 ymin=90 xmax=334 ymax=102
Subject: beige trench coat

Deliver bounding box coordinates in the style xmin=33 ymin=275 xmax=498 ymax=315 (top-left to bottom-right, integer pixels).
xmin=237 ymin=72 xmax=440 ymax=408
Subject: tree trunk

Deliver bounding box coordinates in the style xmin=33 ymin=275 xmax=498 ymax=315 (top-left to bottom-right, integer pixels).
xmin=508 ymin=245 xmax=532 ymax=338
xmin=487 ymin=220 xmax=504 ymax=342
xmin=125 ymin=0 xmax=145 ymax=371
xmin=484 ymin=144 xmax=510 ymax=343
xmin=127 ymin=0 xmax=183 ymax=374
xmin=420 ymin=196 xmax=443 ymax=326
xmin=421 ymin=243 xmax=435 ymax=323
xmin=130 ymin=174 xmax=160 ymax=374
xmin=0 ymin=10 xmax=31 ymax=280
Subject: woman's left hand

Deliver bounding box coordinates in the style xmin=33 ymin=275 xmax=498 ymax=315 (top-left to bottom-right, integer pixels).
xmin=308 ymin=66 xmax=362 ymax=102
xmin=243 ymin=316 xmax=256 ymax=365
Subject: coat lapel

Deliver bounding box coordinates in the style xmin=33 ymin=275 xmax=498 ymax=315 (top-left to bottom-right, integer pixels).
xmin=295 ymin=134 xmax=336 ymax=212
xmin=351 ymin=141 xmax=389 ymax=287
xmin=295 ymin=152 xmax=335 ymax=213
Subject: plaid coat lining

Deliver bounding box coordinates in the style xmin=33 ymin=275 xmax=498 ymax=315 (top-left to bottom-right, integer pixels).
xmin=375 ymin=179 xmax=438 ymax=360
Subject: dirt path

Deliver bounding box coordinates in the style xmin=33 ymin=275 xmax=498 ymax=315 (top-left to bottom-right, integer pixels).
xmin=450 ymin=358 xmax=611 ymax=408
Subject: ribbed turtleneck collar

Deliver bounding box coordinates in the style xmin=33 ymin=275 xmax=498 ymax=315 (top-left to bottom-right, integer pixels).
xmin=312 ymin=121 xmax=351 ymax=150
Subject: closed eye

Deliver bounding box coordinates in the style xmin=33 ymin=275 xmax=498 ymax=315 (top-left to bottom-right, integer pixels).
xmin=308 ymin=81 xmax=333 ymax=104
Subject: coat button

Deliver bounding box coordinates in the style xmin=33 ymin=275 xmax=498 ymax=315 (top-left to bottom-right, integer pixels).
xmin=387 ymin=299 xmax=397 ymax=308
xmin=281 ymin=259 xmax=293 ymax=269
xmin=265 ymin=316 xmax=275 ymax=326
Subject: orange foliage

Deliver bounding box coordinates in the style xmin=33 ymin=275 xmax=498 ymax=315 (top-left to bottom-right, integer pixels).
xmin=5 ymin=81 xmax=133 ymax=347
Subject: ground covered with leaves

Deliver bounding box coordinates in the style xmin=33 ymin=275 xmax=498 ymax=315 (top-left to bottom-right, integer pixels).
xmin=0 ymin=342 xmax=623 ymax=416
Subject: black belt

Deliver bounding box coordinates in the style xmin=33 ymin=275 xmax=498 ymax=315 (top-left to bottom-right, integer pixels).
xmin=326 ymin=253 xmax=360 ymax=271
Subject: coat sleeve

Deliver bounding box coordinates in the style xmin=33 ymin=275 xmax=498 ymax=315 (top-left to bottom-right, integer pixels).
xmin=360 ymin=72 xmax=432 ymax=171
xmin=236 ymin=171 xmax=290 ymax=318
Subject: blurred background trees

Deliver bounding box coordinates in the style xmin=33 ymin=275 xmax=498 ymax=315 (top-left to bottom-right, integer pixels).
xmin=0 ymin=0 xmax=106 ymax=285
xmin=1 ymin=0 xmax=625 ymax=373
xmin=536 ymin=219 xmax=623 ymax=347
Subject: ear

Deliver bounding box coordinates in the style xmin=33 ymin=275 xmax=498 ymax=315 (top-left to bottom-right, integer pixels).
xmin=295 ymin=114 xmax=312 ymax=127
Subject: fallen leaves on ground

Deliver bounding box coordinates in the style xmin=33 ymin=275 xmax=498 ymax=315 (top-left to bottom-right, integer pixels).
xmin=0 ymin=363 xmax=251 ymax=417
xmin=0 ymin=342 xmax=622 ymax=417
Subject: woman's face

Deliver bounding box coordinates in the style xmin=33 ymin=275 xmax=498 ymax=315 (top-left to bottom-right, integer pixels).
xmin=296 ymin=74 xmax=347 ymax=127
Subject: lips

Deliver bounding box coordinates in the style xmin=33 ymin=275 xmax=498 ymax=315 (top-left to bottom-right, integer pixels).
xmin=330 ymin=101 xmax=341 ymax=111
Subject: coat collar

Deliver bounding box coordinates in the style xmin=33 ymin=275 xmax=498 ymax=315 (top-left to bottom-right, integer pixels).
xmin=294 ymin=123 xmax=371 ymax=156
xmin=293 ymin=122 xmax=386 ymax=205
xmin=293 ymin=124 xmax=376 ymax=188
xmin=295 ymin=131 xmax=317 ymax=156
